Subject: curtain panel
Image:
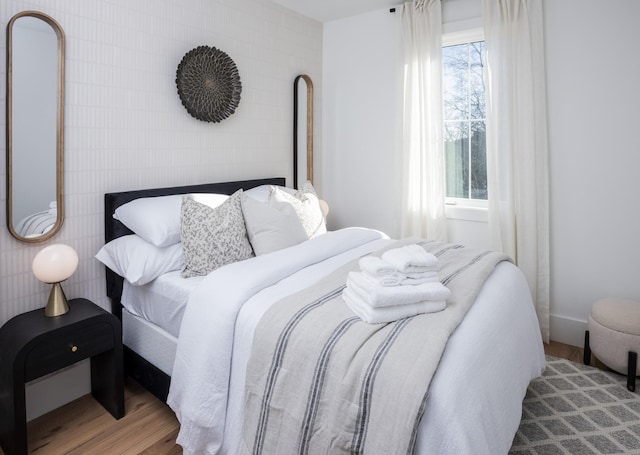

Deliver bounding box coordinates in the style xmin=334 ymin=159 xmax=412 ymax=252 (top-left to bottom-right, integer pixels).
xmin=396 ymin=0 xmax=447 ymax=242
xmin=482 ymin=0 xmax=550 ymax=342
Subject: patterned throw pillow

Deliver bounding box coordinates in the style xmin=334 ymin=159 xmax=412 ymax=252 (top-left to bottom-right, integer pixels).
xmin=269 ymin=181 xmax=327 ymax=239
xmin=180 ymin=190 xmax=254 ymax=278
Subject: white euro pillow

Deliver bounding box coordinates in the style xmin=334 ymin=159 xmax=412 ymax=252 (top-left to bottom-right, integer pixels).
xmin=95 ymin=234 xmax=184 ymax=285
xmin=270 ymin=183 xmax=327 ymax=239
xmin=244 ymin=184 xmax=296 ymax=204
xmin=188 ymin=193 xmax=229 ymax=209
xmin=241 ymin=193 xmax=308 ymax=255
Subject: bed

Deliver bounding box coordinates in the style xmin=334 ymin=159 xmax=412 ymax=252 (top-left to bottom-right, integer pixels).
xmin=102 ymin=177 xmax=545 ymax=455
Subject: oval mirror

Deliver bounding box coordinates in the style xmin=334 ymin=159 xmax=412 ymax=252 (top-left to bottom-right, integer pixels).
xmin=6 ymin=11 xmax=65 ymax=242
xmin=293 ymin=75 xmax=313 ymax=189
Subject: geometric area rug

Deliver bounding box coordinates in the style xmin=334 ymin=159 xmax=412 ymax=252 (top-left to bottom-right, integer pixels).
xmin=509 ymin=356 xmax=640 ymax=454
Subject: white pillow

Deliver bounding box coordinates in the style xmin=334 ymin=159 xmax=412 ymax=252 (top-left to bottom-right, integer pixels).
xmin=113 ymin=193 xmax=229 ymax=247
xmin=244 ymin=184 xmax=296 ymax=204
xmin=95 ymin=234 xmax=184 ymax=285
xmin=270 ymin=183 xmax=327 ymax=238
xmin=113 ymin=195 xmax=182 ymax=247
xmin=241 ymin=193 xmax=308 ymax=255
xmin=187 ymin=193 xmax=229 ymax=209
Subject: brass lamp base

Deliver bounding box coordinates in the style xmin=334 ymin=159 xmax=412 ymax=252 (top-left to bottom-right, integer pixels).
xmin=45 ymin=282 xmax=70 ymax=317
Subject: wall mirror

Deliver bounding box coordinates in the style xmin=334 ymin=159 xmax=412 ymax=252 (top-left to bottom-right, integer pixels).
xmin=6 ymin=11 xmax=65 ymax=242
xmin=293 ymin=74 xmax=313 ymax=189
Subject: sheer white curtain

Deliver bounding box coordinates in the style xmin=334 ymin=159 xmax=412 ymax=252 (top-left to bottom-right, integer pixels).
xmin=397 ymin=0 xmax=447 ymax=241
xmin=483 ymin=0 xmax=550 ymax=342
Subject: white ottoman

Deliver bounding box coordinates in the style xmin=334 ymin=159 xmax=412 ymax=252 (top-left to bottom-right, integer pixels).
xmin=584 ymin=298 xmax=640 ymax=392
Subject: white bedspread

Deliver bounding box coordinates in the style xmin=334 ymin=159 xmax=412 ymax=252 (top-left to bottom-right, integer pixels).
xmin=168 ymin=228 xmax=545 ymax=455
xmin=167 ymin=228 xmax=390 ymax=454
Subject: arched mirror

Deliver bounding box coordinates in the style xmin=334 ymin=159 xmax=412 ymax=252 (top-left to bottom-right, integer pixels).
xmin=293 ymin=74 xmax=313 ymax=189
xmin=6 ymin=11 xmax=65 ymax=242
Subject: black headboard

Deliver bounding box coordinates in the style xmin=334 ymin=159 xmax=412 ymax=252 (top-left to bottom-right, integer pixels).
xmin=104 ymin=177 xmax=286 ymax=318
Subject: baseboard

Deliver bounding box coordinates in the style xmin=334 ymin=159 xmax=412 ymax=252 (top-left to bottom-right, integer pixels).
xmin=550 ymin=314 xmax=588 ymax=348
xmin=25 ymin=360 xmax=91 ymax=421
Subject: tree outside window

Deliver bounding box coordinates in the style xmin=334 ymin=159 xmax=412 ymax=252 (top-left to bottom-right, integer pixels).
xmin=443 ymin=40 xmax=487 ymax=200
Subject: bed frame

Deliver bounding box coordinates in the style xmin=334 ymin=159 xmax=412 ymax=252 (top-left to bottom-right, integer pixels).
xmin=104 ymin=177 xmax=286 ymax=402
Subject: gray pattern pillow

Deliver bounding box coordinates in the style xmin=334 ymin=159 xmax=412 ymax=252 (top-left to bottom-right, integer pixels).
xmin=180 ymin=190 xmax=254 ymax=278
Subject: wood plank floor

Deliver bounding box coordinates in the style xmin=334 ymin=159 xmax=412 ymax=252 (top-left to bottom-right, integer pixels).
xmin=0 ymin=379 xmax=181 ymax=455
xmin=0 ymin=341 xmax=611 ymax=454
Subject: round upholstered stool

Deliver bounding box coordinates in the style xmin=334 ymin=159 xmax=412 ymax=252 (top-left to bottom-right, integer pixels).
xmin=584 ymin=298 xmax=640 ymax=392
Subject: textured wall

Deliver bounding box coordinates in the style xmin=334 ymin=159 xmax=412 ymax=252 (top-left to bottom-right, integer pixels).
xmin=0 ymin=0 xmax=322 ymax=326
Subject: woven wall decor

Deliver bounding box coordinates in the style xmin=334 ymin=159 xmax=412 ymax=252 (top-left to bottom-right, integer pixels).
xmin=176 ymin=45 xmax=242 ymax=123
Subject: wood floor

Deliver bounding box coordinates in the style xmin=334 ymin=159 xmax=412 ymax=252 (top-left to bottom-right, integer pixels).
xmin=0 ymin=379 xmax=181 ymax=455
xmin=0 ymin=341 xmax=610 ymax=454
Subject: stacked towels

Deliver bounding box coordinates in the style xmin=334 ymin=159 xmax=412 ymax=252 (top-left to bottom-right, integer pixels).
xmin=343 ymin=244 xmax=450 ymax=324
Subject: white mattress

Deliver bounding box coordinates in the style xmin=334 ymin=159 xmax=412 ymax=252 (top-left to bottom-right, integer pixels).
xmin=122 ymin=308 xmax=177 ymax=376
xmin=121 ymin=271 xmax=202 ymax=338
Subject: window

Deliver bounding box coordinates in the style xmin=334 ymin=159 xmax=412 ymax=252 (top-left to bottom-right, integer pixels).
xmin=443 ymin=39 xmax=487 ymax=202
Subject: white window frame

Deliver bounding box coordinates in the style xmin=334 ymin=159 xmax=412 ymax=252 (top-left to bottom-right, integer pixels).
xmin=442 ymin=27 xmax=488 ymax=222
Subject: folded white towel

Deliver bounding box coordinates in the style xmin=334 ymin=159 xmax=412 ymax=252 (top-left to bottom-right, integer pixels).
xmin=347 ymin=271 xmax=450 ymax=308
xmin=381 ymin=244 xmax=438 ymax=273
xmin=363 ymin=271 xmax=404 ymax=287
xmin=362 ymin=270 xmax=440 ymax=287
xmin=405 ymin=270 xmax=438 ymax=279
xmin=343 ymin=287 xmax=446 ymax=324
xmin=358 ymin=256 xmax=396 ymax=277
xmin=400 ymin=272 xmax=441 ymax=285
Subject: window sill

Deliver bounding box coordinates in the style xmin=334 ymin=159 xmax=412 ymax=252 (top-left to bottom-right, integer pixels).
xmin=445 ymin=204 xmax=488 ymax=223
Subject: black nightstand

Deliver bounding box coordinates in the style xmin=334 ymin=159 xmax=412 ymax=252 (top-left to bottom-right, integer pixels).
xmin=0 ymin=298 xmax=124 ymax=455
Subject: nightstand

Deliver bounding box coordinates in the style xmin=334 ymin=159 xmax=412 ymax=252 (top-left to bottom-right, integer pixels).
xmin=0 ymin=298 xmax=124 ymax=455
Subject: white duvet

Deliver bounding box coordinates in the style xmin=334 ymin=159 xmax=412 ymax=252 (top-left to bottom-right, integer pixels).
xmin=167 ymin=228 xmax=545 ymax=455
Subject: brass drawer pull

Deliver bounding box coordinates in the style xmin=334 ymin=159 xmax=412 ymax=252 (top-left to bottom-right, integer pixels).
xmin=71 ymin=345 xmax=78 ymax=353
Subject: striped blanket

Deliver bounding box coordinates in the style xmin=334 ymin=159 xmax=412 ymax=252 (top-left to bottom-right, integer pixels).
xmin=241 ymin=240 xmax=513 ymax=455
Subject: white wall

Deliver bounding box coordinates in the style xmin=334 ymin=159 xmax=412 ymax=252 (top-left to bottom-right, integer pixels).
xmin=1 ymin=0 xmax=322 ymax=418
xmin=545 ymin=0 xmax=640 ymax=345
xmin=322 ymin=9 xmax=401 ymax=235
xmin=322 ymin=0 xmax=640 ymax=347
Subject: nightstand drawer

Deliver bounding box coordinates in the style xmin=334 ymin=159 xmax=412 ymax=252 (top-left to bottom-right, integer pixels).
xmin=24 ymin=322 xmax=114 ymax=381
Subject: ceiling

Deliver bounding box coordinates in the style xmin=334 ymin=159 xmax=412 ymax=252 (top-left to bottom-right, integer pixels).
xmin=268 ymin=0 xmax=401 ymax=23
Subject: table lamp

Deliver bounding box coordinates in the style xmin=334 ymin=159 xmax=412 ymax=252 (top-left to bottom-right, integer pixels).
xmin=319 ymin=199 xmax=330 ymax=217
xmin=32 ymin=244 xmax=79 ymax=317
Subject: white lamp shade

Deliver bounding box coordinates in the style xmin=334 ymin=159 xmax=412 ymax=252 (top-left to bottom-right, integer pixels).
xmin=319 ymin=199 xmax=330 ymax=217
xmin=32 ymin=244 xmax=79 ymax=284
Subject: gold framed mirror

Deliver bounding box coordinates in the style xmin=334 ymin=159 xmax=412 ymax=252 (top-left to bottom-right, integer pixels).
xmin=6 ymin=11 xmax=65 ymax=242
xmin=293 ymin=74 xmax=313 ymax=189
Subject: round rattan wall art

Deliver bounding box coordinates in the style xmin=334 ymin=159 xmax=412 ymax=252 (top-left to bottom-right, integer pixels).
xmin=176 ymin=45 xmax=242 ymax=123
